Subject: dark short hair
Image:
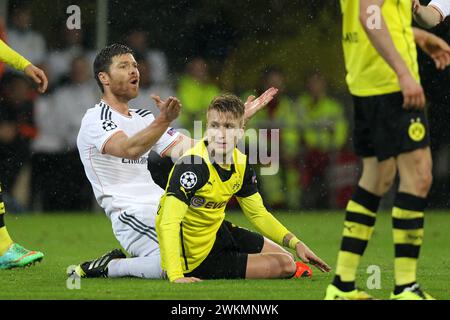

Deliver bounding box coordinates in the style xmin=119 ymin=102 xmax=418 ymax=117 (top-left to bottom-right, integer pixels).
xmin=207 ymin=94 xmax=245 ymax=120
xmin=93 ymin=43 xmax=134 ymax=92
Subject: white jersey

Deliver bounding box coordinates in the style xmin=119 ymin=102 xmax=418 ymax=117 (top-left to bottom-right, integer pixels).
xmin=77 ymin=100 xmax=180 ymax=217
xmin=430 ymin=0 xmax=450 ymax=18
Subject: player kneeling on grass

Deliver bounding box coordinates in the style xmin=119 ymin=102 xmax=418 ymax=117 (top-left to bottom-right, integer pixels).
xmin=156 ymin=94 xmax=331 ymax=283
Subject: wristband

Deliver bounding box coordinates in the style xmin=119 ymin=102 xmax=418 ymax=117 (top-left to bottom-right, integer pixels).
xmin=289 ymin=236 xmax=301 ymax=250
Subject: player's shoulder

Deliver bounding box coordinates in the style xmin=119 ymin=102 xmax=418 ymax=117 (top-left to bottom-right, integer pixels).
xmin=81 ymin=101 xmax=112 ymax=122
xmin=175 ymin=155 xmax=210 ymax=179
xmin=130 ymin=107 xmax=154 ymax=119
xmin=172 ymin=155 xmax=210 ymax=190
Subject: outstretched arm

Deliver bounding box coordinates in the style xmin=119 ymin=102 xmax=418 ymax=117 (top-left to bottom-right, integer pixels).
xmin=103 ymin=97 xmax=181 ymax=159
xmin=237 ymin=193 xmax=331 ymax=273
xmin=0 ymin=39 xmax=48 ymax=93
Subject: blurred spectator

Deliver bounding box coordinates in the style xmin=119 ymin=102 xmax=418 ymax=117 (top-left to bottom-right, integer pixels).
xmin=31 ymin=56 xmax=96 ymax=211
xmin=30 ymin=95 xmax=64 ymax=211
xmin=0 ymin=73 xmax=35 ymax=203
xmin=7 ymin=3 xmax=47 ymax=66
xmin=177 ymin=57 xmax=220 ymax=134
xmin=249 ymin=66 xmax=301 ymax=209
xmin=129 ymin=53 xmax=176 ymax=125
xmin=298 ymin=72 xmax=349 ymax=210
xmin=48 ymin=28 xmax=86 ymax=86
xmin=125 ymin=29 xmax=169 ymax=85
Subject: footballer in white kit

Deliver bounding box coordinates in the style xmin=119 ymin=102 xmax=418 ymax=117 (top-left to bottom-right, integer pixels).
xmin=70 ymin=43 xmax=278 ymax=280
xmin=77 ymin=100 xmax=180 ymax=278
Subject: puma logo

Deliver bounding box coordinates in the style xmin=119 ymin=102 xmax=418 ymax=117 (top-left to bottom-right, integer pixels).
xmin=344 ymin=223 xmax=355 ymax=233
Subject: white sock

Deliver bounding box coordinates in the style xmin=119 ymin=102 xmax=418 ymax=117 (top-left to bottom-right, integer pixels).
xmin=107 ymin=255 xmax=163 ymax=279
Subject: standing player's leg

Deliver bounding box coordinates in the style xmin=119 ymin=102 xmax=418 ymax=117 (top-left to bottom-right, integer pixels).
xmin=390 ymin=147 xmax=434 ymax=300
xmin=0 ymin=185 xmax=44 ymax=269
xmin=325 ymin=157 xmax=396 ymax=299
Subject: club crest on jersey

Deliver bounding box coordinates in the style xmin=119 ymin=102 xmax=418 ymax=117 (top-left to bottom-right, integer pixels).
xmin=180 ymin=171 xmax=197 ymax=189
xmin=408 ymin=118 xmax=426 ymax=142
xmin=102 ymin=120 xmax=118 ymax=132
xmin=190 ymin=196 xmax=205 ymax=208
xmin=231 ymin=175 xmax=242 ymax=192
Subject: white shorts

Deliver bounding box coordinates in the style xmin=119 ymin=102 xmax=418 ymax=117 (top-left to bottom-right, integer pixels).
xmin=109 ymin=204 xmax=160 ymax=258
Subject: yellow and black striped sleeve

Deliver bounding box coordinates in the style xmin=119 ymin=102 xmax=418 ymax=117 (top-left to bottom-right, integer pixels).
xmin=0 ymin=39 xmax=31 ymax=71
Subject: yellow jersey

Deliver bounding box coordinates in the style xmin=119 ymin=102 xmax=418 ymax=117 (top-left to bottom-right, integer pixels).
xmin=340 ymin=0 xmax=420 ymax=96
xmin=156 ymin=140 xmax=292 ymax=281
xmin=0 ymin=39 xmax=31 ymax=71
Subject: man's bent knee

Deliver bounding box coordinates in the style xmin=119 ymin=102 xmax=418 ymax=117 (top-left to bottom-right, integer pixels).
xmin=278 ymin=254 xmax=296 ymax=278
xmin=416 ymin=171 xmax=433 ymax=197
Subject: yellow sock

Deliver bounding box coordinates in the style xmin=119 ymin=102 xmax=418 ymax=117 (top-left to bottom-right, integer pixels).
xmin=333 ymin=186 xmax=380 ymax=291
xmin=0 ymin=189 xmax=14 ymax=255
xmin=392 ymin=193 xmax=426 ymax=291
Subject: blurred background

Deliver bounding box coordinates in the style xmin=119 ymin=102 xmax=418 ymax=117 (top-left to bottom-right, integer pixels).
xmin=0 ymin=0 xmax=449 ymax=213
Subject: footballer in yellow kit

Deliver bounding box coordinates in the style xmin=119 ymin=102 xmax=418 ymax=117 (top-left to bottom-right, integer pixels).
xmin=156 ymin=94 xmax=331 ymax=283
xmin=0 ymin=39 xmax=47 ymax=269
xmin=325 ymin=0 xmax=450 ymax=300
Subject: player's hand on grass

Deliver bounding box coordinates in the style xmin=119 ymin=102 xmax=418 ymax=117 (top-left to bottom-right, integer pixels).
xmin=24 ymin=64 xmax=48 ymax=93
xmin=243 ymin=87 xmax=279 ymax=124
xmin=295 ymin=241 xmax=331 ymax=273
xmin=417 ymin=32 xmax=450 ymax=70
xmin=173 ymin=277 xmax=202 ymax=283
xmin=152 ymin=95 xmax=182 ymax=123
xmin=398 ymin=73 xmax=426 ymax=110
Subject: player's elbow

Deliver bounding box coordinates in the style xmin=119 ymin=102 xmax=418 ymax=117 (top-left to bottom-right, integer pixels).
xmin=415 ymin=16 xmax=439 ymax=29
xmin=425 ymin=7 xmax=443 ymax=27
xmin=415 ymin=8 xmax=442 ymax=29
xmin=123 ymin=148 xmax=143 ymax=160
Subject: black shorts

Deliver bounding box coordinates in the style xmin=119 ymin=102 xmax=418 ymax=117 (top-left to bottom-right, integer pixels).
xmin=353 ymin=92 xmax=430 ymax=161
xmin=185 ymin=220 xmax=264 ymax=280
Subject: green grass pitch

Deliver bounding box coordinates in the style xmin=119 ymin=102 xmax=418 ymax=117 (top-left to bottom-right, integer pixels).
xmin=0 ymin=211 xmax=449 ymax=300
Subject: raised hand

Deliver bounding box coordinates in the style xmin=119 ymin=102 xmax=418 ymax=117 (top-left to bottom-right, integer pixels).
xmin=243 ymin=87 xmax=279 ymax=123
xmin=152 ymin=95 xmax=182 ymax=123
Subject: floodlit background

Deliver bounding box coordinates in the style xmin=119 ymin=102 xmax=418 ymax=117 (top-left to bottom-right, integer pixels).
xmin=1 ymin=0 xmax=450 ymax=214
